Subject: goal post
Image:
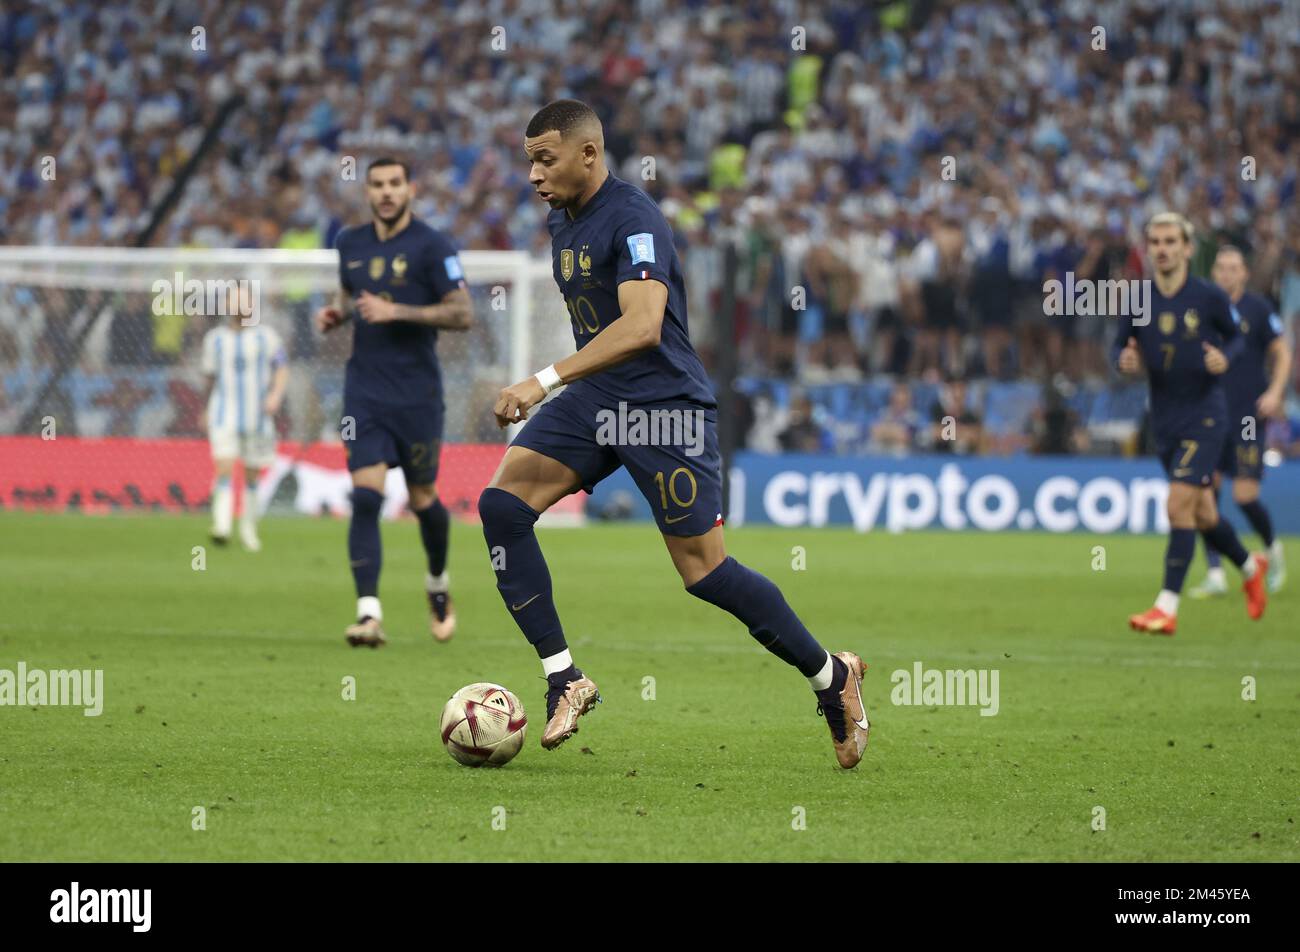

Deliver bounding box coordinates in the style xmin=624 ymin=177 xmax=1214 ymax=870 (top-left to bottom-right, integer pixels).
xmin=0 ymin=246 xmax=580 ymax=522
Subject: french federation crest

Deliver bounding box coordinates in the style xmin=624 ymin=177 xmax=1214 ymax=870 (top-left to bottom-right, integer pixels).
xmin=392 ymin=254 xmax=407 ymax=279
xmin=578 ymin=245 xmax=592 ymax=277
xmin=561 ymin=248 xmax=574 ymax=281
xmin=1158 ymin=311 xmax=1176 ymax=335
xmin=1183 ymin=309 xmax=1199 ymax=335
xmin=369 ymin=256 xmax=386 ymax=280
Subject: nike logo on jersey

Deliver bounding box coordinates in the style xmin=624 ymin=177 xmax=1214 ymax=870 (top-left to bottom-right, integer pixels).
xmin=511 ymin=594 xmax=541 ymax=612
xmin=664 ymin=514 xmax=691 ymax=524
xmin=347 ymin=260 xmax=363 ymax=268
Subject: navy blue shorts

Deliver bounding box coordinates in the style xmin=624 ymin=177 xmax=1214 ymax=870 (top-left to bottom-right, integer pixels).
xmin=342 ymin=395 xmax=444 ymax=487
xmin=1156 ymin=414 xmax=1226 ymax=487
xmin=1217 ymin=426 xmax=1265 ymax=481
xmin=512 ymin=385 xmax=723 ymax=537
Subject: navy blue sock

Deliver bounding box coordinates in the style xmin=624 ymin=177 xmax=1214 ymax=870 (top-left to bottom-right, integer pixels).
xmin=349 ymin=487 xmax=384 ymax=599
xmin=478 ymin=488 xmax=566 ymax=658
xmin=1203 ymin=537 xmax=1222 ymax=569
xmin=1204 ymin=484 xmax=1222 ymax=568
xmin=413 ymin=497 xmax=450 ymax=576
xmin=1201 ymin=519 xmax=1249 ymax=570
xmin=1239 ymin=500 xmax=1274 ymax=548
xmin=1162 ymin=528 xmax=1197 ymax=593
xmin=687 ymin=556 xmax=827 ymax=677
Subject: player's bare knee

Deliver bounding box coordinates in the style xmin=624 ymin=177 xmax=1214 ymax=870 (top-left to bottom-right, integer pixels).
xmin=1194 ymin=492 xmax=1219 ymax=529
xmin=350 ymin=464 xmax=386 ymax=494
xmin=676 ymin=557 xmax=724 ymax=589
xmin=664 ymin=529 xmax=726 ymax=588
xmin=487 ymin=448 xmax=578 ymax=513
xmin=408 ymin=483 xmax=438 ymax=510
xmin=1166 ymin=485 xmax=1198 ymax=526
xmin=214 ymin=458 xmax=235 ymax=477
xmin=1233 ymin=480 xmax=1259 ymax=506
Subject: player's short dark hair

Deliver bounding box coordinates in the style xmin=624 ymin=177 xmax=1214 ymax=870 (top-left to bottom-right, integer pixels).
xmin=526 ymin=99 xmax=601 ymax=140
xmin=366 ymin=157 xmax=410 ymax=181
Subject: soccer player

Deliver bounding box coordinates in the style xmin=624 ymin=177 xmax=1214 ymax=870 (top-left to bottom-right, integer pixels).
xmin=201 ymin=305 xmax=288 ymax=552
xmin=1114 ymin=213 xmax=1268 ymax=634
xmin=1188 ymin=246 xmax=1289 ymax=597
xmin=314 ymin=158 xmax=473 ymax=648
xmin=478 ymin=100 xmax=869 ymax=767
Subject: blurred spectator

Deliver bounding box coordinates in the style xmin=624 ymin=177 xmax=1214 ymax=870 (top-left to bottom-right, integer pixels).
xmin=1029 ymin=384 xmax=1091 ymax=456
xmin=926 ymin=377 xmax=984 ymax=455
xmin=868 ymin=380 xmax=921 ymax=454
xmin=778 ymin=391 xmax=832 ymax=453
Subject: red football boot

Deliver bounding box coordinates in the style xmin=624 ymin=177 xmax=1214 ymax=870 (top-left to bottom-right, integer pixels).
xmin=1243 ymin=554 xmax=1269 ymax=621
xmin=1129 ymin=606 xmax=1176 ymax=636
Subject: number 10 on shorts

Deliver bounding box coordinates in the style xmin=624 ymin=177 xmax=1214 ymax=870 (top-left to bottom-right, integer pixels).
xmin=653 ymin=467 xmax=698 ymax=511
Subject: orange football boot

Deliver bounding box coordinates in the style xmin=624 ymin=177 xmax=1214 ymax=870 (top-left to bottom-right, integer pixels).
xmin=1243 ymin=554 xmax=1269 ymax=620
xmin=1128 ymin=606 xmax=1176 ymax=635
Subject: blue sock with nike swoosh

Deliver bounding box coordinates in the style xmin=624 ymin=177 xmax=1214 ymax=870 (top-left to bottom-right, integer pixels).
xmin=349 ymin=487 xmax=383 ymax=600
xmin=478 ymin=488 xmax=566 ymax=658
xmin=687 ymin=556 xmax=829 ymax=678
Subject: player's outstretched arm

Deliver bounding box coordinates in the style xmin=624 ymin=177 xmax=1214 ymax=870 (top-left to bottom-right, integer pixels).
xmin=355 ymin=288 xmax=473 ymax=330
xmin=492 ymin=280 xmax=667 ymax=427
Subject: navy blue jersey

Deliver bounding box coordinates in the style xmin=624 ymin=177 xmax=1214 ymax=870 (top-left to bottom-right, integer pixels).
xmin=336 ymin=219 xmax=465 ymax=407
xmin=547 ymin=174 xmax=715 ymax=407
xmin=1111 ymin=276 xmax=1241 ymax=430
xmin=1223 ymin=291 xmax=1282 ymax=422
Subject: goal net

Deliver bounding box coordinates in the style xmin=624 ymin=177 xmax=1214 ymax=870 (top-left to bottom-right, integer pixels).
xmin=0 ymin=247 xmax=580 ymax=521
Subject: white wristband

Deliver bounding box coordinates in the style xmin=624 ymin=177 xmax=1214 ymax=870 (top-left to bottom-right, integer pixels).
xmin=534 ymin=364 xmax=562 ymax=394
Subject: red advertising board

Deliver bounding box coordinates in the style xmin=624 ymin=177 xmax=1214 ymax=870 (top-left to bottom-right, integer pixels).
xmin=0 ymin=436 xmax=582 ymax=520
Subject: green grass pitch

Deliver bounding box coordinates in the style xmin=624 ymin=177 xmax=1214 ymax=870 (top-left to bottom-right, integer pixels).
xmin=1 ymin=511 xmax=1296 ymax=862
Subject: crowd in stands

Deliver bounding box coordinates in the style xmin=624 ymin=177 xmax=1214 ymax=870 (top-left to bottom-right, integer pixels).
xmin=2 ymin=0 xmax=1298 ymax=456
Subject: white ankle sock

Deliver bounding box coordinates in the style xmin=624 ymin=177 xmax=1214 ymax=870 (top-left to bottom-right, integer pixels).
xmin=212 ymin=478 xmax=233 ymax=536
xmin=542 ymin=649 xmax=574 ymax=676
xmin=807 ymin=652 xmax=835 ymax=691
xmin=425 ymin=570 xmax=450 ymax=594
xmin=1155 ymin=590 xmax=1179 ymax=616
xmin=356 ymin=596 xmax=382 ymax=621
xmin=1241 ymin=555 xmax=1257 ymax=580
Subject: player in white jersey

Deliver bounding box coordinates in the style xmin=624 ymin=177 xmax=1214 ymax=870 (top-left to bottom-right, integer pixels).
xmin=201 ymin=311 xmax=288 ymax=551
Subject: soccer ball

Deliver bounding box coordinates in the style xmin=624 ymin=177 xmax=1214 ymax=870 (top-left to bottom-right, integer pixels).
xmin=439 ymin=682 xmax=527 ymax=767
